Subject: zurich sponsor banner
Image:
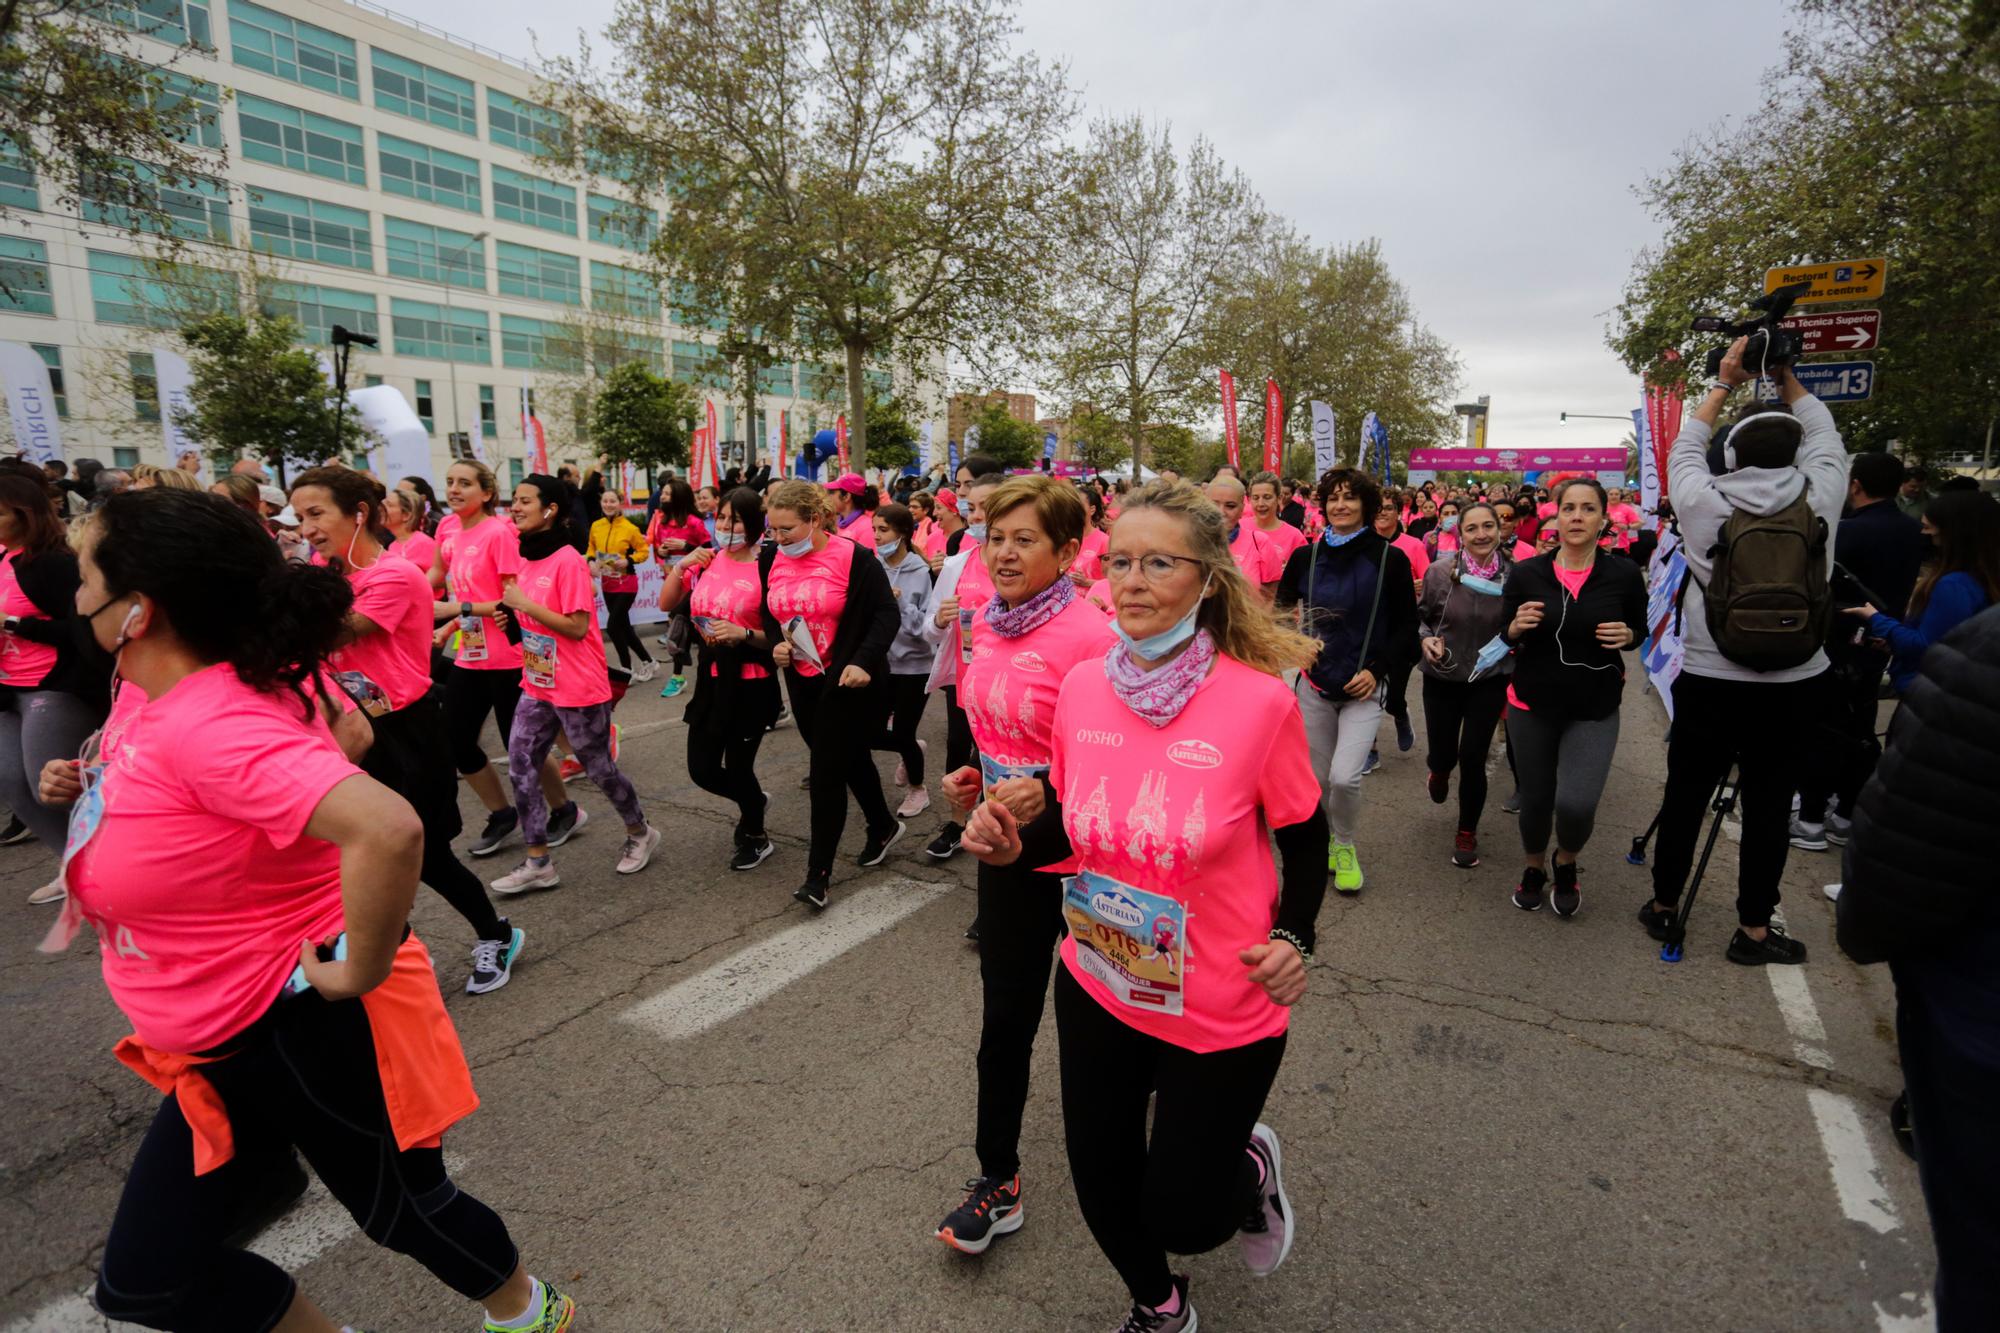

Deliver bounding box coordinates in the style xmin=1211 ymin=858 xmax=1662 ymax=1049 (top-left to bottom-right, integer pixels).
xmin=770 ymin=414 xmax=785 ymax=475
xmin=0 ymin=343 xmax=63 ymax=464
xmin=1310 ymin=401 xmax=1337 ymax=478
xmin=1406 ymin=446 xmax=1629 ymax=472
xmin=1641 ymin=525 xmax=1686 ymax=719
xmin=152 ymin=347 xmax=200 ymax=464
xmin=349 ymin=385 xmax=433 ymax=485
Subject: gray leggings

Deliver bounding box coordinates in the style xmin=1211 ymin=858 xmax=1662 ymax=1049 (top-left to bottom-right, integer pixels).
xmin=0 ymin=689 xmax=101 ymax=849
xmin=1505 ymin=704 xmax=1619 ymax=857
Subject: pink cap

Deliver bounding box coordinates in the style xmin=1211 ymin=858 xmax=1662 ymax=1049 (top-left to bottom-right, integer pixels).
xmin=826 ymin=473 xmax=865 ymax=495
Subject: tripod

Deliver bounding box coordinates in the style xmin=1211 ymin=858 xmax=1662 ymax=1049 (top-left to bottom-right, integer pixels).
xmin=1648 ymin=767 xmax=1739 ymax=964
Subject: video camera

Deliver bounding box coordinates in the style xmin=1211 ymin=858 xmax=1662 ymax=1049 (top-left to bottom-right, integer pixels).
xmin=1691 ymin=280 xmax=1813 ymax=378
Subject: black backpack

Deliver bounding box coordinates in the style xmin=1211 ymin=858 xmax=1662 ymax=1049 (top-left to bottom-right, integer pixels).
xmin=1692 ymin=493 xmax=1830 ymax=670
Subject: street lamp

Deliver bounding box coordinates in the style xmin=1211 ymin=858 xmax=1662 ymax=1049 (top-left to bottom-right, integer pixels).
xmin=1559 ymin=412 xmax=1630 ymax=424
xmin=328 ymin=324 xmax=379 ymax=459
xmin=438 ymin=230 xmax=489 ymax=454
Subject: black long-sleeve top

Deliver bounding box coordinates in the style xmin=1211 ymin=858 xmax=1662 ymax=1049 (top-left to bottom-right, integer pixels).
xmin=1499 ymin=550 xmax=1647 ymax=723
xmin=5 ymin=548 xmax=114 ymax=703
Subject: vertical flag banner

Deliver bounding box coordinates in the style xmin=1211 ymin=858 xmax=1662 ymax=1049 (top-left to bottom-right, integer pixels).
xmin=1635 ymin=407 xmax=1659 ymax=530
xmin=523 ymin=411 xmax=549 ymax=474
xmin=769 ymin=413 xmax=784 ymax=477
xmin=1644 ymin=382 xmax=1682 ymax=501
xmin=1042 ymin=431 xmax=1058 ymax=465
xmin=921 ymin=421 xmax=935 ymax=470
xmin=1362 ymin=412 xmax=1389 ymax=482
xmin=151 ymin=347 xmax=199 ymax=464
xmin=835 ymin=414 xmax=849 ymax=471
xmin=1262 ymin=379 xmax=1283 ymax=473
xmin=690 ymin=399 xmax=721 ymax=490
xmin=1309 ymin=401 xmax=1337 ymax=478
xmin=1219 ymin=369 xmax=1241 ymax=470
xmin=0 ymin=342 xmax=64 ymax=464
xmin=948 ymin=436 xmax=960 ymax=476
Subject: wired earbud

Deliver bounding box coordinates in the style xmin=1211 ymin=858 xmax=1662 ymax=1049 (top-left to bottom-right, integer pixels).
xmin=1555 ymin=570 xmax=1617 ymax=674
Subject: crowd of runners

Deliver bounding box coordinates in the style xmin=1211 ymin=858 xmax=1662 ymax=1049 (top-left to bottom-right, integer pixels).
xmin=4 ymin=337 xmax=1997 ymax=1330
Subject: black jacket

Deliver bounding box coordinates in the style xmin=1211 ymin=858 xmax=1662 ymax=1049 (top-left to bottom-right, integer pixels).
xmin=5 ymin=548 xmax=114 ymax=704
xmin=1500 ymin=551 xmax=1647 ymax=723
xmin=1828 ymin=499 xmax=1924 ymax=668
xmin=1836 ymin=605 xmax=2000 ymax=965
xmin=1275 ymin=530 xmax=1418 ymax=697
xmin=759 ymin=537 xmax=899 ymax=687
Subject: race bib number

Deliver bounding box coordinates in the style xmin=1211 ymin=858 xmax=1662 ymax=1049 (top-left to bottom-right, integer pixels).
xmin=979 ymin=753 xmax=1048 ymax=800
xmin=334 ymin=669 xmax=393 ymax=718
xmin=457 ymin=614 xmax=488 ymax=664
xmin=1063 ymin=870 xmax=1186 ymax=1016
xmin=521 ymin=626 xmax=557 ymax=690
xmin=957 ymin=606 xmax=976 ymax=666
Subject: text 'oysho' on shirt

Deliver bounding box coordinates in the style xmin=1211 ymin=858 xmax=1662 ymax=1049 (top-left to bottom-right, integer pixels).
xmin=765 ymin=541 xmax=850 ymax=678
xmin=516 ymin=545 xmax=610 ymax=708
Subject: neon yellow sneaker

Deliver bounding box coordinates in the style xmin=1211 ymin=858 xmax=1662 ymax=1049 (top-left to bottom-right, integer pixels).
xmin=484 ymin=1279 xmax=575 ymax=1333
xmin=1331 ymin=842 xmax=1363 ymax=894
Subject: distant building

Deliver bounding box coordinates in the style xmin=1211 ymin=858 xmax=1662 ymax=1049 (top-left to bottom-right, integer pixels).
xmin=948 ymin=390 xmax=1036 ymax=448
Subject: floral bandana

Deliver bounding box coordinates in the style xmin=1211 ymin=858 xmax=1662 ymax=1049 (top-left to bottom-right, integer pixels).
xmin=1103 ymin=628 xmax=1217 ymax=727
xmin=1460 ymin=548 xmax=1502 ymax=582
xmin=984 ymin=572 xmax=1075 ymax=638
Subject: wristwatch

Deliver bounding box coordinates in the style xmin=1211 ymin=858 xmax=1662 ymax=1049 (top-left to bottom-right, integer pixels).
xmin=1705 ymin=377 xmax=1735 ymax=396
xmin=459 ymin=600 xmax=474 ymax=618
xmin=2 ymin=616 xmax=18 ymax=634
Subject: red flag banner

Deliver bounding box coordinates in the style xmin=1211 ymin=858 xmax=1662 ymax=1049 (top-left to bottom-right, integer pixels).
xmin=835 ymin=414 xmax=849 ymax=472
xmin=522 ymin=412 xmax=548 ymax=474
xmin=1219 ymin=370 xmax=1240 ymax=470
xmin=1263 ymin=379 xmax=1283 ymax=473
xmin=1644 ymin=384 xmax=1682 ymax=498
xmin=776 ymin=409 xmax=788 ymax=478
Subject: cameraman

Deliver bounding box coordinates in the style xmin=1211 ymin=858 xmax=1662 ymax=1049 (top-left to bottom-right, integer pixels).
xmin=1637 ymin=337 xmax=1847 ymax=965
xmin=1791 ymin=452 xmax=1923 ymax=852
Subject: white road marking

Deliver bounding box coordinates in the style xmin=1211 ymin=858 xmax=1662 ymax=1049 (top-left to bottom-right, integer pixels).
xmin=1764 ymin=964 xmax=1832 ymax=1069
xmin=623 ymin=876 xmax=949 ymax=1040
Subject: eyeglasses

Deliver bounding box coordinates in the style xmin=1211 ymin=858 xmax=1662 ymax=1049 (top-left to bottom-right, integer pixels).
xmin=1102 ymin=552 xmax=1206 ymax=583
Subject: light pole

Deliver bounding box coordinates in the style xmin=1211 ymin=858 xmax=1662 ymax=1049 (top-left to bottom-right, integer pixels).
xmin=438 ymin=230 xmax=488 ymax=454
xmin=1558 ymin=412 xmax=1629 ymax=424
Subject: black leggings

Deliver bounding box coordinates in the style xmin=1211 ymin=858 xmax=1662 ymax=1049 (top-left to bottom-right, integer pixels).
xmin=603 ymin=591 xmax=653 ymax=671
xmin=1055 ymin=967 xmax=1285 ymax=1307
xmin=786 ymin=670 xmax=894 ymax=876
xmin=870 ymin=674 xmax=930 ymax=786
xmin=1421 ymin=674 xmax=1510 ymax=833
xmin=687 ymin=675 xmax=778 ymax=841
xmin=362 ymin=697 xmax=507 ymax=943
xmin=94 ymin=990 xmax=516 ymax=1331
xmin=942 ymin=684 xmax=974 ymax=776
xmin=974 ymin=860 xmax=1065 ymax=1180
xmin=443 ymin=666 xmax=521 ymax=777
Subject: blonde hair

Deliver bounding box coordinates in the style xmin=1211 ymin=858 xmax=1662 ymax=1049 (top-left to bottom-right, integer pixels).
xmin=446 ymin=459 xmax=499 ymax=514
xmin=765 ymin=478 xmax=827 ymax=523
xmin=133 ymin=462 xmax=202 ymax=492
xmin=984 ymin=474 xmax=1085 ymax=550
xmin=1117 ymin=480 xmax=1320 ymax=676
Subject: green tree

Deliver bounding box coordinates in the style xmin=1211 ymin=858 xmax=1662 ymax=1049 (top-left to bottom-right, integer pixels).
xmin=1144 ymin=423 xmax=1204 ymax=478
xmin=1611 ymin=0 xmax=1999 ymax=460
xmin=590 ymin=361 xmax=696 ymax=476
xmin=864 ymin=391 xmax=919 ymax=473
xmin=547 ymin=0 xmax=1074 ymax=470
xmin=1069 ymin=406 xmax=1133 ymax=472
xmin=175 ymin=312 xmax=367 ymax=481
xmin=968 ymin=401 xmax=1041 ymax=469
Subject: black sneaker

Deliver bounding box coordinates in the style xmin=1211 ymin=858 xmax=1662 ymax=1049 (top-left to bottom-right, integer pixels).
xmin=1512 ymin=866 xmax=1547 ymax=912
xmin=1637 ymin=900 xmax=1675 ymax=942
xmin=730 ymin=837 xmax=775 ymax=871
xmin=545 ymin=802 xmax=587 ymax=848
xmin=1888 ymin=1090 xmax=1916 ymax=1162
xmin=1394 ymin=712 xmax=1415 ymax=752
xmin=857 ymin=820 xmax=906 ymax=867
xmin=793 ymin=872 xmax=830 ymax=911
xmin=0 ymin=815 xmax=32 ymax=846
xmin=467 ymin=807 xmax=519 ymax=858
xmin=1727 ymin=924 xmax=1807 ymax=966
xmin=964 ymin=917 xmax=982 ymax=942
xmin=926 ymin=822 xmax=962 ymax=859
xmin=1109 ymin=1275 xmax=1196 ymax=1333
xmin=1551 ymin=863 xmax=1582 ymax=919
xmin=935 ymin=1174 xmax=1024 ymax=1254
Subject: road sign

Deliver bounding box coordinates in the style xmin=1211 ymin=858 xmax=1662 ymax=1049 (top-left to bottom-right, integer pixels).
xmin=1755 ymin=360 xmax=1876 ymax=405
xmin=1780 ymin=308 xmax=1882 ymax=355
xmin=1765 ymin=258 xmax=1887 ymax=304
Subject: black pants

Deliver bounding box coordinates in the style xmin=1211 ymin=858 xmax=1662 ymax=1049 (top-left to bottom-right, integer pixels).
xmin=687 ymin=674 xmax=778 ymax=841
xmin=95 ymin=992 xmax=516 ymax=1331
xmin=1383 ymin=660 xmax=1415 ymax=725
xmin=1650 ymin=671 xmax=1818 ymax=928
xmin=602 ymin=591 xmax=653 ymax=671
xmin=442 ymin=666 xmax=521 ymax=777
xmin=1055 ymin=967 xmax=1285 ymax=1307
xmin=1797 ymin=654 xmax=1886 ymax=824
xmin=974 ymin=861 xmax=1065 ymax=1181
xmin=870 ymin=674 xmax=930 ymax=786
xmin=942 ymin=684 xmax=974 ymax=776
xmin=1422 ymin=674 xmax=1509 ymax=833
xmin=362 ymin=696 xmax=506 ymax=943
xmin=786 ymin=670 xmax=894 ymax=876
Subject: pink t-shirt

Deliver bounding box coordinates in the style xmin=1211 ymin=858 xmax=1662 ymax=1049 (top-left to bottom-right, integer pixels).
xmin=1553 ymin=560 xmax=1591 ymax=600
xmin=920 ymin=523 xmax=951 ymax=560
xmin=1227 ymin=524 xmax=1283 ymax=586
xmin=65 ymin=665 xmax=358 ymax=1052
xmin=1432 ymin=528 xmax=1461 ymax=556
xmin=688 ymin=552 xmax=770 ymax=680
xmin=516 ymin=546 xmax=611 ymax=708
xmin=1075 ymin=528 xmax=1109 ymax=581
xmin=437 ymin=512 xmax=523 ymax=672
xmin=960 ymin=596 xmax=1114 ymax=778
xmin=1049 ymin=655 xmax=1321 ymax=1054
xmin=390 ymin=531 xmax=437 ymax=578
xmin=647 ymin=515 xmax=711 ymax=561
xmin=1608 ymin=502 xmax=1640 ymax=550
xmin=766 ymin=540 xmax=851 ymax=678
xmin=0 ymin=551 xmax=59 ymax=688
xmin=1255 ymin=521 xmax=1307 ymax=573
xmin=1513 ymin=539 xmax=1538 ymax=563
xmin=1391 ymin=532 xmax=1430 ymax=589
xmin=334 ymin=556 xmax=436 ymax=712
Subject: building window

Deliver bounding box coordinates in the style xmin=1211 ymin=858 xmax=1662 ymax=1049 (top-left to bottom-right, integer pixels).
xmin=227 ymin=0 xmax=358 ymax=98
xmin=247 ymin=189 xmax=372 ymax=270
xmin=866 ymin=368 xmax=894 ymax=400
xmin=80 ymin=158 xmax=229 ymax=240
xmin=99 ymin=0 xmax=212 ymax=48
xmin=384 ymin=219 xmax=484 ymax=290
xmin=500 ymin=315 xmax=580 ymax=372
xmin=0 ymin=238 xmax=54 ymax=316
xmin=590 ymin=261 xmax=654 ymax=316
xmin=757 ymin=361 xmax=794 ymax=398
xmin=479 ymin=385 xmax=496 ymax=438
xmin=491 ymin=166 xmax=576 ymax=237
xmin=0 ymin=142 xmax=36 ymax=212
xmin=31 ymin=346 xmax=68 ymax=418
xmin=130 ymin=352 xmax=160 ymax=422
xmin=670 ymin=280 xmax=726 ymax=332
xmin=391 ymin=299 xmax=490 ymax=364
xmin=413 ymin=379 xmax=434 ymax=432
xmin=237 ymin=96 xmax=366 ymax=186
xmin=596 ymin=331 xmax=662 ymax=376
xmin=587 ymin=192 xmax=654 ymax=251
xmin=673 ymin=340 xmax=728 ymax=389
xmin=112 ymin=447 xmax=141 ymax=469
xmin=487 ymin=91 xmax=567 ymax=156
xmin=496 ymin=241 xmax=582 ymax=306
xmin=371 ymin=49 xmax=476 ymax=135
xmin=377 ymin=135 xmax=480 ymax=214
xmin=508 ymin=456 xmax=525 ymax=489
xmin=120 ymin=61 xmax=224 ymax=149
xmin=363 ymin=373 xmax=382 ymax=387
xmin=258 ymin=281 xmax=378 ymax=345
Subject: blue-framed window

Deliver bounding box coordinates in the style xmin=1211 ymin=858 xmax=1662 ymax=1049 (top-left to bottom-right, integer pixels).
xmin=587 ymin=192 xmax=654 ymax=251
xmin=496 ymin=241 xmax=581 ymax=305
xmin=384 ymin=218 xmax=485 ymax=289
xmin=0 ymin=238 xmax=54 ymax=316
xmin=487 ymin=91 xmax=566 ymax=156
xmin=228 ymin=0 xmax=357 ymax=97
xmin=247 ymin=189 xmax=371 ymax=269
xmin=391 ymin=298 xmax=490 ymax=363
xmin=492 ymin=166 xmax=575 ymax=237
xmin=88 ymin=250 xmax=233 ymax=326
xmin=377 ymin=135 xmax=480 ymax=214
xmin=371 ymin=49 xmax=476 ymax=135
xmin=238 ymin=95 xmax=366 ymax=185
xmin=80 ymin=158 xmax=229 ymax=239
xmin=259 ymin=281 xmax=379 ymax=345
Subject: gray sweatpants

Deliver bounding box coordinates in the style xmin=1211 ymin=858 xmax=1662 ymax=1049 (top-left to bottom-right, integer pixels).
xmin=0 ymin=689 xmax=101 ymax=850
xmin=1294 ymin=675 xmax=1384 ymax=844
xmin=1505 ymin=704 xmax=1620 ymax=857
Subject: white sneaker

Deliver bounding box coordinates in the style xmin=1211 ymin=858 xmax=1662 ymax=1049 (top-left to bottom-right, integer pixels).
xmin=631 ymin=659 xmax=657 ymax=683
xmin=1788 ymin=817 xmax=1828 ymax=852
xmin=1238 ymin=1122 xmax=1295 ymax=1277
xmin=1823 ymin=882 xmax=1843 ymax=902
xmin=894 ymin=738 xmax=928 ymax=789
xmin=27 ymin=872 xmax=66 ymax=905
xmin=618 ymin=824 xmax=662 ymax=874
xmin=896 ymin=785 xmax=932 ymax=819
xmin=1825 ymin=811 xmax=1852 ymax=846
xmin=654 ymin=633 xmax=674 ymax=648
xmin=491 ymin=859 xmax=561 ymax=895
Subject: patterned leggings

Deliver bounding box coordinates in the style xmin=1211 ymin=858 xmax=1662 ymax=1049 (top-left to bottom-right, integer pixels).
xmin=508 ymin=696 xmax=644 ymax=846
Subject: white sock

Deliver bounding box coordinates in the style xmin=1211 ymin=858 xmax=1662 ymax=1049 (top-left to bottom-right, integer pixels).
xmin=487 ymin=1276 xmax=543 ymax=1330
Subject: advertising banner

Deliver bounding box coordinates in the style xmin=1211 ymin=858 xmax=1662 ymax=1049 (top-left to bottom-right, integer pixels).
xmin=1219 ymin=369 xmax=1240 ymax=470
xmin=1310 ymin=401 xmax=1337 ymax=479
xmin=1641 ymin=526 xmax=1687 ymax=719
xmin=0 ymin=343 xmax=65 ymax=465
xmin=1262 ymin=379 xmax=1283 ymax=473
xmin=1406 ymin=446 xmax=1629 ymax=472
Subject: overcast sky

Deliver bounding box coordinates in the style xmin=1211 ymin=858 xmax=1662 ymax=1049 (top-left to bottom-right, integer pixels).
xmin=414 ymin=0 xmax=1795 ymax=458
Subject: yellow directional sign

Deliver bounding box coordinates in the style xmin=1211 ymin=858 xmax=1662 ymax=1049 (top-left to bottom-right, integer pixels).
xmin=1765 ymin=258 xmax=1888 ymax=305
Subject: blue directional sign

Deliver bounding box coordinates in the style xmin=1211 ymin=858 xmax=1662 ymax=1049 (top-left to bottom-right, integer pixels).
xmin=1756 ymin=360 xmax=1876 ymax=404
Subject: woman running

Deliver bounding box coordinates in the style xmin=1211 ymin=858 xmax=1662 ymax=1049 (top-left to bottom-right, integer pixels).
xmin=869 ymin=502 xmax=936 ymax=821
xmin=1278 ymin=468 xmax=1418 ymax=893
xmin=399 ymin=475 xmax=441 ymax=536
xmin=762 ymin=479 xmax=901 ymax=910
xmin=909 ymin=490 xmax=943 ymax=560
xmin=488 ymin=475 xmax=659 ymax=894
xmin=1416 ymin=500 xmax=1515 ymax=871
xmin=932 ymin=477 xmax=1112 ymax=1256
xmin=381 ymin=488 xmax=436 ymax=574
xmin=589 ymin=487 xmax=657 ymax=683
xmin=919 ymin=474 xmax=1000 ymax=862
xmin=1247 ymin=471 xmax=1307 ymax=573
xmin=648 ymin=479 xmax=711 ymax=699
xmin=429 ymin=460 xmax=573 ymax=860
xmin=1425 ymin=498 xmax=1463 ymax=559
xmin=290 ymin=468 xmax=524 ymax=994
xmin=1070 ymin=485 xmax=1111 ymax=589
xmin=1366 ymin=499 xmax=1430 ymax=766
xmin=45 ymin=488 xmax=573 ymax=1333
xmin=960 ymin=479 xmax=1327 ymax=1333
xmin=663 ymin=486 xmax=782 ymax=870
xmin=1501 ymin=477 xmax=1647 ymax=917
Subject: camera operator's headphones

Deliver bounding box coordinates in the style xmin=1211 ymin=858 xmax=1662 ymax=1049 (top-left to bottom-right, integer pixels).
xmin=1723 ymin=411 xmax=1804 ymax=471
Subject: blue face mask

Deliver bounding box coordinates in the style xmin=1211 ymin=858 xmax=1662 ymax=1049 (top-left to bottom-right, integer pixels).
xmin=876 ymin=539 xmax=900 ymax=559
xmin=1459 ymin=573 xmax=1504 ymax=597
xmin=777 ymin=535 xmax=814 ymax=558
xmin=716 ymin=530 xmax=745 ymax=550
xmin=1111 ymin=574 xmax=1213 ymax=661
xmin=1471 ymin=634 xmax=1511 ymax=679
xmin=966 ymin=523 xmax=987 ymax=542
xmin=1442 ymin=515 xmax=1459 ymax=532
xmin=955 ymin=499 xmax=973 ymax=519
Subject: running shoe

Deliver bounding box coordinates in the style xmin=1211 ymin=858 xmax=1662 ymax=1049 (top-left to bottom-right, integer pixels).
xmin=631 ymin=659 xmax=657 ymax=683
xmin=482 ymin=1278 xmax=575 ymax=1333
xmin=1512 ymin=866 xmax=1547 ymax=912
xmin=1551 ymin=863 xmax=1582 ymax=918
xmin=1394 ymin=712 xmax=1415 ymax=752
xmin=857 ymin=820 xmax=906 ymax=867
xmin=1500 ymin=789 xmax=1521 ymax=815
xmin=659 ymin=674 xmax=688 ymax=699
xmin=1824 ymin=811 xmax=1852 ymax=847
xmin=545 ymin=803 xmax=588 ymax=848
xmin=896 ymin=786 xmax=932 ymax=819
xmin=1787 ymin=817 xmax=1828 ymax=852
xmin=927 ymin=822 xmax=962 ymax=859
xmin=492 ymin=858 xmax=561 ymax=896
xmin=793 ymin=872 xmax=830 ymax=911
xmin=769 ymin=705 xmax=793 ymax=730
xmin=1238 ymin=1123 xmax=1294 ymax=1277
xmin=894 ymin=738 xmax=929 ymax=788
xmin=1451 ymin=830 xmax=1479 ymax=869
xmin=617 ymin=824 xmax=662 ymax=874
xmin=730 ymin=837 xmax=775 ymax=871
xmin=0 ymin=815 xmax=32 ymax=845
xmin=1823 ymin=882 xmax=1843 ymax=902
xmin=1330 ymin=842 xmax=1363 ymax=894
xmin=467 ymin=924 xmax=525 ymax=995
xmin=27 ymin=873 xmax=66 ymax=905
xmin=654 ymin=633 xmax=674 ymax=648
xmin=1637 ymin=899 xmax=1675 ymax=941
xmin=965 ymin=917 xmax=981 ymax=942
xmin=936 ymin=1174 xmax=1024 ymax=1254
xmin=1107 ymin=1276 xmax=1195 ymax=1333
xmin=1360 ymin=748 xmax=1380 ymax=777
xmin=1426 ymin=769 xmax=1449 ymax=805
xmin=468 ymin=808 xmax=519 ymax=858
xmin=1889 ymin=1090 xmax=1916 ymax=1162
xmin=558 ymin=756 xmax=585 ymax=782
xmin=1726 ymin=924 xmax=1807 ymax=966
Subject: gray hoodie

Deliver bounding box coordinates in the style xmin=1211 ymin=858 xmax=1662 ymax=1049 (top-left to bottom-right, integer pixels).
xmin=1668 ymin=392 xmax=1846 ymax=683
xmin=879 ymin=548 xmax=936 ymax=675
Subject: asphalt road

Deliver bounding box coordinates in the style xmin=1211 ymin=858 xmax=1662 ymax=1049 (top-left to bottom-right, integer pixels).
xmin=0 ymin=658 xmax=1936 ymax=1332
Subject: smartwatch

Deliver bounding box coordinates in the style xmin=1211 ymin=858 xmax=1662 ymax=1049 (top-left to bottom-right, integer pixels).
xmin=2 ymin=616 xmax=18 ymax=634
xmin=459 ymin=600 xmax=474 ymax=619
